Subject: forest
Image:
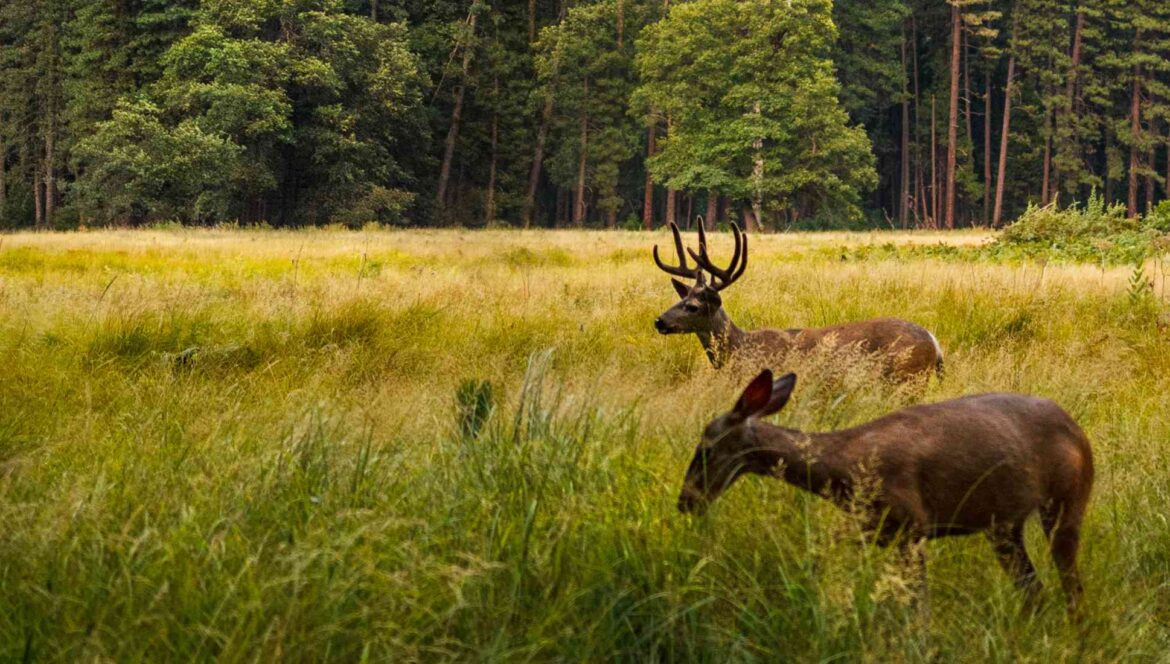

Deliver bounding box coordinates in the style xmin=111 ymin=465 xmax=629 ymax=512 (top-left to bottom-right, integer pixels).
xmin=2 ymin=0 xmax=1170 ymax=230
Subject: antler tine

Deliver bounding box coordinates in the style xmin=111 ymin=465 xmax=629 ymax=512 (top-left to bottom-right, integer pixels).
xmin=687 ymin=221 xmax=745 ymax=291
xmin=729 ymin=224 xmax=748 ymax=285
xmin=652 ymin=221 xmax=701 ymax=279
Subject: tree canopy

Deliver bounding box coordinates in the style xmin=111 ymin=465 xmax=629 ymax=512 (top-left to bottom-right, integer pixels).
xmin=3 ymin=0 xmax=1170 ymax=229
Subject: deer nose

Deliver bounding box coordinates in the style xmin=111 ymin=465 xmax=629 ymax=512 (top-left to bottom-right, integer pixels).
xmin=654 ymin=318 xmax=669 ymax=334
xmin=677 ymin=489 xmax=707 ymax=515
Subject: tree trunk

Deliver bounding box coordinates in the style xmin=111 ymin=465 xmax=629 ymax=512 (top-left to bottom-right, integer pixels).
xmin=1105 ymin=129 xmax=1114 ymax=205
xmin=931 ymin=94 xmax=938 ymax=228
xmin=945 ymin=2 xmax=960 ymax=229
xmin=1128 ymin=56 xmax=1142 ymax=219
xmin=643 ymin=124 xmax=656 ymax=229
xmin=705 ymin=190 xmax=717 ymax=229
xmin=616 ymin=0 xmax=624 ymax=48
xmin=44 ymin=126 xmax=55 ymax=229
xmin=574 ymin=78 xmax=589 ymax=226
xmin=741 ymin=205 xmax=760 ymax=232
xmin=1058 ymin=10 xmax=1084 ymax=199
xmin=33 ymin=162 xmax=43 ymax=230
xmin=963 ymin=27 xmax=973 ymax=148
xmin=0 ymin=137 xmax=6 ymax=220
xmin=913 ymin=16 xmax=925 ymax=228
xmin=371 ymin=0 xmax=378 ymax=20
xmin=529 ymin=0 xmax=537 ymax=43
xmin=1146 ymin=138 xmax=1155 ymax=214
xmin=900 ymin=25 xmax=911 ymax=228
xmin=665 ymin=190 xmax=676 ymax=227
xmin=1042 ymin=105 xmax=1052 ymax=205
xmin=524 ymin=20 xmax=562 ymax=229
xmin=993 ymin=51 xmax=1015 ymax=229
xmin=484 ymin=77 xmax=499 ymax=226
xmin=524 ymin=96 xmax=555 ymax=228
xmin=436 ymin=11 xmax=477 ymax=216
xmin=751 ymin=101 xmax=764 ymax=230
xmin=983 ymin=71 xmax=992 ymax=226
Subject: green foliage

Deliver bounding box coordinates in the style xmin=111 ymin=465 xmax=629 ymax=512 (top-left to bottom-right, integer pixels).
xmin=73 ymin=100 xmax=241 ymax=222
xmin=455 ymin=378 xmax=496 ymax=440
xmin=996 ymin=192 xmax=1170 ymax=262
xmin=1147 ymin=200 xmax=1170 ymax=233
xmin=5 ymin=0 xmax=1170 ymax=229
xmin=536 ymin=0 xmax=647 ymax=226
xmin=69 ymin=0 xmax=427 ymax=225
xmin=634 ymin=0 xmax=877 ymax=223
xmin=832 ymin=0 xmax=907 ymax=125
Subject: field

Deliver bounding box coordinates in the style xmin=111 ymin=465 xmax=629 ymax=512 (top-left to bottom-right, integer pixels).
xmin=2 ymin=228 xmax=1169 ymax=662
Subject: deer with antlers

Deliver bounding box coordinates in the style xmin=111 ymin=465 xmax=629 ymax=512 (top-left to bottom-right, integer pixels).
xmin=653 ymin=222 xmax=943 ymax=381
xmin=677 ymin=370 xmax=1093 ymax=616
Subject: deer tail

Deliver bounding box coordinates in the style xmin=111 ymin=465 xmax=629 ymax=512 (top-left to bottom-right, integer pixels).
xmin=927 ymin=330 xmax=944 ymax=380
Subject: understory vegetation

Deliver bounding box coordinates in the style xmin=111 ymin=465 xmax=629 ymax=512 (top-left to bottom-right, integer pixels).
xmin=995 ymin=195 xmax=1170 ymax=263
xmin=1 ymin=229 xmax=1169 ymax=661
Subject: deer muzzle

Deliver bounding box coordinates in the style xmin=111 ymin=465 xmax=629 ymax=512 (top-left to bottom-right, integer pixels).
xmin=677 ymin=487 xmax=708 ymax=515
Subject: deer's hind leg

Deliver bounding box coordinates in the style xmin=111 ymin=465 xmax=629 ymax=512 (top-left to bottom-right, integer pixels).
xmin=988 ymin=521 xmax=1043 ymax=610
xmin=1041 ymin=501 xmax=1086 ymax=617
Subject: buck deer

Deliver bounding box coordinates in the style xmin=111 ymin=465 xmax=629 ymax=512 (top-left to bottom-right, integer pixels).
xmin=677 ymin=370 xmax=1094 ymax=615
xmin=653 ymin=222 xmax=943 ymax=381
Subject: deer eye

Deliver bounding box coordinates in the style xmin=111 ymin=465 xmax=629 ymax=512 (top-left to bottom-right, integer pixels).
xmin=683 ymin=302 xmax=701 ymax=313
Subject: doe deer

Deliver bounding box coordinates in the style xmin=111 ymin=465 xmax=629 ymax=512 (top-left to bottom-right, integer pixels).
xmin=677 ymin=370 xmax=1094 ymax=615
xmin=653 ymin=222 xmax=943 ymax=381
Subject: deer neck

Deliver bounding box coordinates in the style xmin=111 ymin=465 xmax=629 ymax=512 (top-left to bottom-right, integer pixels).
xmin=749 ymin=423 xmax=854 ymax=503
xmin=697 ymin=308 xmax=746 ymax=368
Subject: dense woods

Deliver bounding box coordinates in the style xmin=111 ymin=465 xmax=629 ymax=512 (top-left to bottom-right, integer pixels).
xmin=2 ymin=0 xmax=1170 ymax=229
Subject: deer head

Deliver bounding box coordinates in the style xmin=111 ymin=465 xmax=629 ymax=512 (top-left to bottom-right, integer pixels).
xmin=677 ymin=370 xmax=796 ymax=514
xmin=652 ymin=221 xmax=748 ymax=335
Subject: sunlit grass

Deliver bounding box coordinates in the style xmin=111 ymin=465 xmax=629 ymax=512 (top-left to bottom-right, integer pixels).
xmin=1 ymin=227 xmax=1168 ymax=661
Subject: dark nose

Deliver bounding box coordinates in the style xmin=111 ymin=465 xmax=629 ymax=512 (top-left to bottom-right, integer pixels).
xmin=677 ymin=489 xmax=705 ymax=514
xmin=654 ymin=318 xmax=669 ymax=333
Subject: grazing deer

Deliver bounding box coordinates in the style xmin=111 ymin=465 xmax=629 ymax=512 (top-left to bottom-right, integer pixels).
xmin=652 ymin=222 xmax=943 ymax=381
xmin=677 ymin=370 xmax=1094 ymax=615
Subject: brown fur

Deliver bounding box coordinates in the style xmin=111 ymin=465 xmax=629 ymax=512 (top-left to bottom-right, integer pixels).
xmin=678 ymin=371 xmax=1094 ymax=615
xmin=656 ymin=278 xmax=942 ymax=380
xmin=652 ymin=223 xmax=942 ymax=381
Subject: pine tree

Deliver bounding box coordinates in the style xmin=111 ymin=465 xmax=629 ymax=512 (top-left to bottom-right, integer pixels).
xmin=635 ymin=0 xmax=876 ymax=226
xmin=536 ymin=0 xmax=645 ymax=227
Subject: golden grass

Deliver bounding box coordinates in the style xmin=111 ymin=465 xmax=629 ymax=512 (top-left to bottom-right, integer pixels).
xmin=1 ymin=227 xmax=1168 ymax=661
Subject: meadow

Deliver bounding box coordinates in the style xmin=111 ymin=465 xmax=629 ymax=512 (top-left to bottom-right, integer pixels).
xmin=1 ymin=227 xmax=1168 ymax=662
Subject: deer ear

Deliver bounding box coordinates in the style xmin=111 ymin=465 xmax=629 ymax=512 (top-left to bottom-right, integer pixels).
xmin=671 ymin=278 xmax=690 ymax=299
xmin=734 ymin=369 xmax=774 ymax=418
xmin=759 ymin=373 xmax=796 ymax=416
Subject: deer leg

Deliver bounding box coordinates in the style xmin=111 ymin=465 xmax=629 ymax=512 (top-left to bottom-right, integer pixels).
xmin=988 ymin=523 xmax=1042 ymax=611
xmin=1041 ymin=505 xmax=1085 ymax=618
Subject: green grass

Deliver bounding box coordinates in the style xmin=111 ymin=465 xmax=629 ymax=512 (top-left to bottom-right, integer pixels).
xmin=1 ymin=228 xmax=1168 ymax=661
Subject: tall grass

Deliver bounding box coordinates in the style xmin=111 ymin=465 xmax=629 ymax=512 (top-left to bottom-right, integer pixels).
xmin=1 ymin=228 xmax=1168 ymax=661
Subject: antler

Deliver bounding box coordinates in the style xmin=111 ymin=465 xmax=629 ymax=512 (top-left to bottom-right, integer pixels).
xmin=652 ymin=222 xmax=701 ymax=280
xmin=687 ymin=222 xmax=747 ymax=291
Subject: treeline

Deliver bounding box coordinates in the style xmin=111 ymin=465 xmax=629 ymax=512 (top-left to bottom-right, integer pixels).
xmin=1 ymin=0 xmax=1169 ymax=230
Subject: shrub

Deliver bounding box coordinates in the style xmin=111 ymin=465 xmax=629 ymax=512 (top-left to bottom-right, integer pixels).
xmin=995 ymin=192 xmax=1169 ymax=263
